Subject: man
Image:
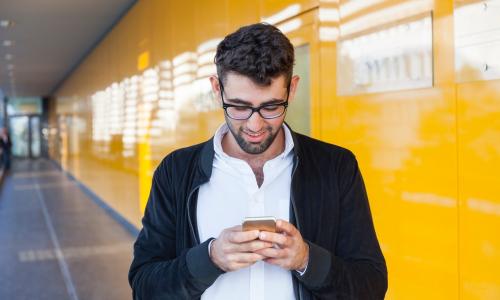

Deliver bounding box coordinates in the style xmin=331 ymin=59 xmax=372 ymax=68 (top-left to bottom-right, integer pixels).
xmin=129 ymin=23 xmax=387 ymax=299
xmin=0 ymin=127 xmax=12 ymax=171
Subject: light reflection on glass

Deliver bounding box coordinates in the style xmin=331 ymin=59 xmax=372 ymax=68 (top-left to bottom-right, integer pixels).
xmin=110 ymin=82 xmax=124 ymax=135
xmin=467 ymin=198 xmax=500 ymax=216
xmin=122 ymin=76 xmax=138 ymax=157
xmin=155 ymin=59 xmax=176 ymax=134
xmin=136 ymin=67 xmax=160 ymax=143
xmin=194 ymin=37 xmax=222 ymax=113
xmin=319 ymin=26 xmax=339 ymax=42
xmin=339 ymin=0 xmax=385 ymax=18
xmin=401 ymin=192 xmax=455 ymax=208
xmin=319 ymin=2 xmax=340 ymax=42
xmin=319 ymin=7 xmax=340 ymax=22
xmin=173 ymin=63 xmax=197 ymax=78
xmin=261 ymin=4 xmax=301 ymax=25
xmin=198 ymin=52 xmax=215 ymax=66
xmin=197 ymin=65 xmax=217 ymax=80
xmin=91 ymin=90 xmax=111 ymax=143
xmin=338 ymin=14 xmax=433 ymax=95
xmin=173 ymin=74 xmax=195 ymax=88
xmin=339 ymin=0 xmax=433 ymax=37
xmin=173 ymin=52 xmax=197 ymax=67
xmin=278 ymin=19 xmax=302 ymax=34
xmin=88 ymin=37 xmax=226 ymax=159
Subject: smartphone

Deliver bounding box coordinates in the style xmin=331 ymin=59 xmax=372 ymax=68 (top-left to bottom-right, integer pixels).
xmin=242 ymin=216 xmax=277 ymax=232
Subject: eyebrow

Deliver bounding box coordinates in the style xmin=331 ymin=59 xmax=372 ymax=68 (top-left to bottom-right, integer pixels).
xmin=225 ymin=97 xmax=286 ymax=106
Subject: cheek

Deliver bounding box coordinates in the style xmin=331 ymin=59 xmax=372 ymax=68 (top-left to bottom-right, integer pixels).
xmin=267 ymin=118 xmax=285 ymax=130
xmin=225 ymin=117 xmax=244 ymax=131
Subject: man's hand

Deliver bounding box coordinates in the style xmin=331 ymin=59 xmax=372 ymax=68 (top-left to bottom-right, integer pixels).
xmin=210 ymin=225 xmax=273 ymax=272
xmin=255 ymin=220 xmax=309 ymax=271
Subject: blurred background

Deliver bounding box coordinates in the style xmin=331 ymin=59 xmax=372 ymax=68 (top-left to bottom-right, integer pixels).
xmin=0 ymin=0 xmax=499 ymax=299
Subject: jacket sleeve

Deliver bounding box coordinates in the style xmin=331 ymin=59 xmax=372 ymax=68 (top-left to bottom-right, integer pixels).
xmin=294 ymin=151 xmax=388 ymax=299
xmin=128 ymin=156 xmax=224 ymax=299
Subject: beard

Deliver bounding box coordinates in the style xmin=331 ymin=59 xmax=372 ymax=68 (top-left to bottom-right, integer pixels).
xmin=225 ymin=117 xmax=281 ymax=155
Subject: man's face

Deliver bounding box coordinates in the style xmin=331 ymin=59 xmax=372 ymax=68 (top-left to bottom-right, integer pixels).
xmin=218 ymin=73 xmax=290 ymax=155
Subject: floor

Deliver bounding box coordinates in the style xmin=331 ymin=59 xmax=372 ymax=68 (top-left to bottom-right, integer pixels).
xmin=0 ymin=159 xmax=136 ymax=300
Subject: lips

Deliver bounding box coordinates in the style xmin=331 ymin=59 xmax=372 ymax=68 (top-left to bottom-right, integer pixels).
xmin=243 ymin=130 xmax=265 ymax=143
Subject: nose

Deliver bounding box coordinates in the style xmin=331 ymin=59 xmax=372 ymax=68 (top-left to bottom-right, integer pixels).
xmin=245 ymin=110 xmax=264 ymax=132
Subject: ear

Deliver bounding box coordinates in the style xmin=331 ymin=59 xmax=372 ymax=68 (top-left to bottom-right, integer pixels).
xmin=209 ymin=75 xmax=222 ymax=104
xmin=286 ymin=75 xmax=300 ymax=103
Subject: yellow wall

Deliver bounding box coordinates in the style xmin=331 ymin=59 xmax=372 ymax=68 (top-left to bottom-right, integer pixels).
xmin=52 ymin=0 xmax=500 ymax=298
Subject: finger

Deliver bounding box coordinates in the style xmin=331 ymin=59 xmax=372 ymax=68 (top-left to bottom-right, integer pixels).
xmin=228 ymin=230 xmax=260 ymax=243
xmin=228 ymin=225 xmax=243 ymax=232
xmin=236 ymin=240 xmax=273 ymax=252
xmin=258 ymin=231 xmax=290 ymax=247
xmin=276 ymin=219 xmax=298 ymax=236
xmin=233 ymin=252 xmax=266 ymax=263
xmin=226 ymin=261 xmax=258 ymax=272
xmin=263 ymin=257 xmax=287 ymax=268
xmin=254 ymin=247 xmax=286 ymax=258
xmin=231 ymin=260 xmax=263 ymax=271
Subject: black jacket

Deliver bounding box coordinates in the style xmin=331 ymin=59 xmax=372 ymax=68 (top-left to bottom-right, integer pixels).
xmin=129 ymin=130 xmax=387 ymax=299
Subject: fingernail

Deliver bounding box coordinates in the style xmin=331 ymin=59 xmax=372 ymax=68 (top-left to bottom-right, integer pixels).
xmin=260 ymin=232 xmax=266 ymax=239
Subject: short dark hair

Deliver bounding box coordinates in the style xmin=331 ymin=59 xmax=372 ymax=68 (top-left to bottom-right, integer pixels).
xmin=214 ymin=23 xmax=294 ymax=86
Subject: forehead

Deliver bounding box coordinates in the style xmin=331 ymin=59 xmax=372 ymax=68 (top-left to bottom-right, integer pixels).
xmin=222 ymin=73 xmax=288 ymax=105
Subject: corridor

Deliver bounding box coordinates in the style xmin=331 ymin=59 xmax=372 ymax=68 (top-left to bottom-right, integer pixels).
xmin=0 ymin=159 xmax=135 ymax=300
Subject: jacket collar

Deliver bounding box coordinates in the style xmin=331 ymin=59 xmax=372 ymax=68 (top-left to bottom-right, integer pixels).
xmin=199 ymin=138 xmax=215 ymax=179
xmin=284 ymin=122 xmax=301 ymax=159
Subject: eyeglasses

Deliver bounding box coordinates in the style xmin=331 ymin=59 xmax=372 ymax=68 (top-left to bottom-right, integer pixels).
xmin=219 ymin=79 xmax=289 ymax=120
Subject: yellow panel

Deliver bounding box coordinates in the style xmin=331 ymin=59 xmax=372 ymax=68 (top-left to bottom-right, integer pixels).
xmin=458 ymin=80 xmax=500 ymax=300
xmin=335 ymin=89 xmax=458 ymax=300
xmin=114 ymin=5 xmax=141 ymax=79
xmin=170 ymin=0 xmax=196 ymax=56
xmin=149 ymin=0 xmax=171 ymax=66
xmin=195 ymin=0 xmax=227 ymax=41
xmin=324 ymin=0 xmax=459 ymax=299
xmin=227 ymin=0 xmax=260 ymax=32
xmin=135 ymin=0 xmax=153 ymax=61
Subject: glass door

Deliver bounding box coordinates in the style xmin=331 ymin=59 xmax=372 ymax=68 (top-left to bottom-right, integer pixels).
xmin=30 ymin=116 xmax=41 ymax=157
xmin=10 ymin=116 xmax=30 ymax=157
xmin=9 ymin=115 xmax=41 ymax=158
xmin=286 ymin=44 xmax=311 ymax=135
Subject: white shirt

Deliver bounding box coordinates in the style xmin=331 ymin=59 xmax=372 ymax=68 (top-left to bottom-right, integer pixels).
xmin=197 ymin=123 xmax=296 ymax=300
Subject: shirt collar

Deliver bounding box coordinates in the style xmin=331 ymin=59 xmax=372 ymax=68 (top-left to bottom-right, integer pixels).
xmin=213 ymin=123 xmax=294 ymax=160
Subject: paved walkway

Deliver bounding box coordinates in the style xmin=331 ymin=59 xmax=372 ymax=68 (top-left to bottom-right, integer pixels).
xmin=0 ymin=159 xmax=136 ymax=300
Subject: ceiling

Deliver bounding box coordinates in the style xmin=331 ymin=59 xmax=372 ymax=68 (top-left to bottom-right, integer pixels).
xmin=0 ymin=0 xmax=136 ymax=98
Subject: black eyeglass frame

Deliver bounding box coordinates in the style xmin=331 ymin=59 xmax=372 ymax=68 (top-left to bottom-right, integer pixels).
xmin=219 ymin=79 xmax=290 ymax=120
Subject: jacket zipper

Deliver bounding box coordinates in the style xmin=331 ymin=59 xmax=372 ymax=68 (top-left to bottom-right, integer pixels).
xmin=187 ymin=184 xmax=203 ymax=245
xmin=290 ymin=155 xmax=300 ymax=230
xmin=290 ymin=156 xmax=304 ymax=300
